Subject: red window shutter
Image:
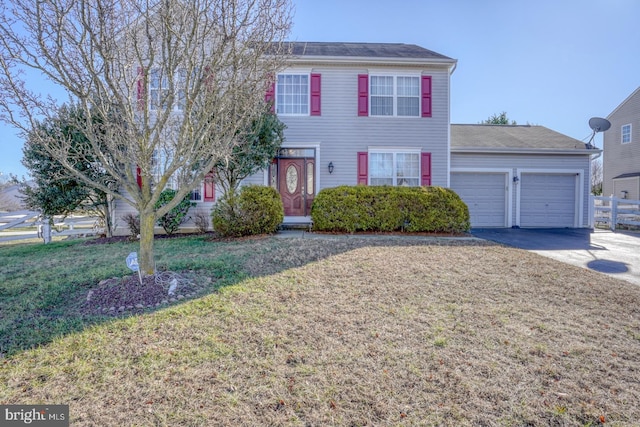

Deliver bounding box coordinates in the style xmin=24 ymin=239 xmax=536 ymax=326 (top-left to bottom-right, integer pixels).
xmin=310 ymin=73 xmax=321 ymax=116
xmin=203 ymin=172 xmax=215 ymax=202
xmin=137 ymin=67 xmax=146 ymax=110
xmin=421 ymin=76 xmax=432 ymax=118
xmin=136 ymin=166 xmax=143 ymax=189
xmin=421 ymin=152 xmax=432 ymax=186
xmin=357 ymin=152 xmax=368 ymax=185
xmin=265 ymin=77 xmax=276 ymax=113
xmin=357 ymin=74 xmax=369 ymax=116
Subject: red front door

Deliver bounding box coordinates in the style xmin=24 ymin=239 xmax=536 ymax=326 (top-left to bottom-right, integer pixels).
xmin=278 ymin=158 xmax=315 ymax=216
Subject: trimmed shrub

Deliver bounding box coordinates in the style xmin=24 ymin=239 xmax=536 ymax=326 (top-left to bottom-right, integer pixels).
xmin=310 ymin=185 xmax=470 ymax=233
xmin=211 ymin=185 xmax=284 ymax=237
xmin=154 ymin=189 xmax=196 ymax=235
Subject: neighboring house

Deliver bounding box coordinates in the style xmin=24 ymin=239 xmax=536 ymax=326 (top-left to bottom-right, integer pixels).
xmin=603 ymin=87 xmax=640 ymax=200
xmin=112 ymin=42 xmax=596 ymax=233
xmin=451 ymin=124 xmax=595 ymax=228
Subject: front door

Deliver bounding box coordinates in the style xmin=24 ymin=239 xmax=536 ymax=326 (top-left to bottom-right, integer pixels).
xmin=276 ymin=155 xmax=315 ymax=217
xmin=280 ymin=158 xmax=306 ymax=216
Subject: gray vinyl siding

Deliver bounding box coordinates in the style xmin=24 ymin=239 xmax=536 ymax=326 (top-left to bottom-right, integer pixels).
xmin=246 ymin=64 xmax=451 ymax=190
xmin=451 ymin=153 xmax=591 ymax=228
xmin=111 ymin=187 xmax=219 ymax=236
xmin=604 ymin=88 xmax=640 ymax=197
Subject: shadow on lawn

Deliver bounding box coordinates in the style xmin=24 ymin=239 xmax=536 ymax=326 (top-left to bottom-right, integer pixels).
xmin=0 ymin=233 xmax=491 ymax=357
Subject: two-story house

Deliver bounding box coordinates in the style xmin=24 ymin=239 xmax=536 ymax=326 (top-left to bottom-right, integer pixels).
xmin=113 ymin=42 xmax=596 ymax=233
xmin=603 ymin=87 xmax=640 ymax=200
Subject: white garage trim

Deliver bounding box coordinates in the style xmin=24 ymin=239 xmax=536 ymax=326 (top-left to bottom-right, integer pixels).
xmin=451 ymin=168 xmax=513 ymax=227
xmin=515 ymin=168 xmax=584 ymax=228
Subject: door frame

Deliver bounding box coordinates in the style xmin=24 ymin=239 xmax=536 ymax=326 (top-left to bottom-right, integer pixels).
xmin=266 ymin=144 xmax=320 ymax=220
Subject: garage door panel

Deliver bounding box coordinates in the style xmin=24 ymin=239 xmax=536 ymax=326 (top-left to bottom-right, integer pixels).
xmin=520 ymin=174 xmax=575 ymax=227
xmin=451 ymin=173 xmax=507 ymax=227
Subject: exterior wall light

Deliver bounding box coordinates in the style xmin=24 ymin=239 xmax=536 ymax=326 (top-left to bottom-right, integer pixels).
xmin=328 ymin=162 xmax=334 ymax=174
xmin=513 ymin=176 xmax=519 ymax=183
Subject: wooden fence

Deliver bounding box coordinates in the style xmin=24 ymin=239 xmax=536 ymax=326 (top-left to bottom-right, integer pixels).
xmin=591 ymin=195 xmax=640 ymax=230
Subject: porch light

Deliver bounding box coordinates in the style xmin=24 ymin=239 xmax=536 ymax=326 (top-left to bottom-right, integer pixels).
xmin=513 ymin=176 xmax=519 ymax=183
xmin=328 ymin=162 xmax=334 ymax=174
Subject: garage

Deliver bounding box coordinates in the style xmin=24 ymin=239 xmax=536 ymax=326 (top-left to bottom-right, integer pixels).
xmin=519 ymin=173 xmax=577 ymax=227
xmin=451 ymin=172 xmax=508 ymax=227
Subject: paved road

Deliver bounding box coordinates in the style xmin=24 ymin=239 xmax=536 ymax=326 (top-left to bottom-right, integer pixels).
xmin=471 ymin=228 xmax=640 ymax=286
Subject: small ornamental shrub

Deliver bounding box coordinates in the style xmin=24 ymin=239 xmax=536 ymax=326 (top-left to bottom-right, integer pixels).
xmin=211 ymin=185 xmax=284 ymax=237
xmin=154 ymin=189 xmax=196 ymax=235
xmin=193 ymin=211 xmax=210 ymax=234
xmin=121 ymin=213 xmax=140 ymax=239
xmin=310 ymin=185 xmax=470 ymax=233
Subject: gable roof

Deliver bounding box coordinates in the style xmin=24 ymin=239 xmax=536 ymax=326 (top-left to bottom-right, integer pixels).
xmin=451 ymin=124 xmax=597 ymax=154
xmin=280 ymin=42 xmax=456 ymax=67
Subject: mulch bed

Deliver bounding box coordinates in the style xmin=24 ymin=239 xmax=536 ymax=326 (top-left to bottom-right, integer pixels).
xmin=82 ymin=271 xmax=211 ymax=315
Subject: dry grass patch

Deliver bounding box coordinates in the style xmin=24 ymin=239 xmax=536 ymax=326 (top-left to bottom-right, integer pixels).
xmin=1 ymin=238 xmax=640 ymax=426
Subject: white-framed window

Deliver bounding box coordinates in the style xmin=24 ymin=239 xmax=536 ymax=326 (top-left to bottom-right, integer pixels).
xmin=149 ymin=68 xmax=187 ymax=111
xmin=369 ymin=151 xmax=420 ymax=186
xmin=622 ymin=124 xmax=632 ymax=144
xmin=370 ymin=75 xmax=420 ymax=117
xmin=276 ymin=74 xmax=309 ymax=115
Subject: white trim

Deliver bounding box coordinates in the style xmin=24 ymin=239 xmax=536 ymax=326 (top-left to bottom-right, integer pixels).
xmin=516 ymin=168 xmax=583 ymax=228
xmin=368 ymin=146 xmax=422 ymax=153
xmin=450 ymin=168 xmax=513 ymax=227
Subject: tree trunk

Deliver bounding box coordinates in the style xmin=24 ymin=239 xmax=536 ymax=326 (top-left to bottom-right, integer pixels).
xmin=138 ymin=211 xmax=156 ymax=275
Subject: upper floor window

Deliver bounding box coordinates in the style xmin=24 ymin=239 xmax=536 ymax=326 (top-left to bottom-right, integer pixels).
xmin=149 ymin=68 xmax=187 ymax=111
xmin=359 ymin=74 xmax=430 ymax=117
xmin=622 ymin=124 xmax=632 ymax=144
xmin=272 ymin=73 xmax=321 ymax=116
xmin=370 ymin=76 xmax=420 ymax=117
xmin=276 ymin=74 xmax=309 ymax=115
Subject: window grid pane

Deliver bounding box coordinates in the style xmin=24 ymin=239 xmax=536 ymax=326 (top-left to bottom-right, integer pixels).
xmin=370 ymin=153 xmax=393 ymax=183
xmin=277 ymin=74 xmax=309 ymax=115
xmin=622 ymin=125 xmax=631 ymax=143
xmin=370 ymin=76 xmax=394 ymax=116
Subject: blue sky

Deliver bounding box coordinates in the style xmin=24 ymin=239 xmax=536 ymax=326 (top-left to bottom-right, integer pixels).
xmin=2 ymin=0 xmax=639 ymax=178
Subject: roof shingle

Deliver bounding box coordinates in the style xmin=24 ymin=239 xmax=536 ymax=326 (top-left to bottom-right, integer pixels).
xmin=451 ymin=124 xmax=592 ymax=151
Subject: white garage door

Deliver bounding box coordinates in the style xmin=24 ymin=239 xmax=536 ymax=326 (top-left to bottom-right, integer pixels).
xmin=451 ymin=172 xmax=507 ymax=227
xmin=520 ymin=173 xmax=576 ymax=227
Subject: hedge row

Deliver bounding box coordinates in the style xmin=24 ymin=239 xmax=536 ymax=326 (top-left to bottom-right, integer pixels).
xmin=310 ymin=185 xmax=470 ymax=233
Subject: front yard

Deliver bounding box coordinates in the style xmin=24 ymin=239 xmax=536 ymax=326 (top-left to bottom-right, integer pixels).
xmin=1 ymin=235 xmax=639 ymax=426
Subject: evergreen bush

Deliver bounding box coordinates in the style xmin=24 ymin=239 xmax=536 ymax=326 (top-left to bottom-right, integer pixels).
xmin=310 ymin=186 xmax=469 ymax=233
xmin=211 ymin=185 xmax=284 ymax=237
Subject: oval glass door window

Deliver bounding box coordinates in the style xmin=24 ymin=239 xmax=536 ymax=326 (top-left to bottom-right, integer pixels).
xmin=286 ymin=165 xmax=298 ymax=193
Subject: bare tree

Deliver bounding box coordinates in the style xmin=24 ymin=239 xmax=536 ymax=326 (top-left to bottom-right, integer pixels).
xmin=0 ymin=0 xmax=292 ymax=273
xmin=591 ymin=157 xmax=603 ymax=195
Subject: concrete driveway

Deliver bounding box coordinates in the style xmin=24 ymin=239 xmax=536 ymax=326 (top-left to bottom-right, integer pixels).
xmin=471 ymin=228 xmax=640 ymax=286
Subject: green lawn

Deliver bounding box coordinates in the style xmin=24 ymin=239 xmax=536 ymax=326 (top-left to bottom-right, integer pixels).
xmin=1 ymin=235 xmax=640 ymax=426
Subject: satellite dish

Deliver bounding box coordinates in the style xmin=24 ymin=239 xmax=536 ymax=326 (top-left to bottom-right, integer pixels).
xmin=589 ymin=117 xmax=611 ymax=133
xmin=586 ymin=117 xmax=611 ymax=149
